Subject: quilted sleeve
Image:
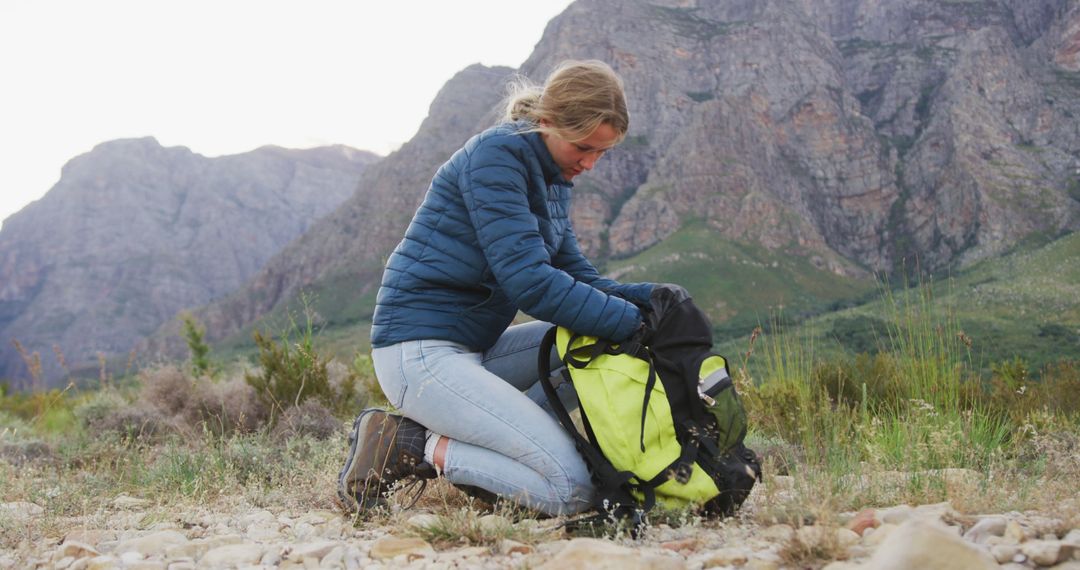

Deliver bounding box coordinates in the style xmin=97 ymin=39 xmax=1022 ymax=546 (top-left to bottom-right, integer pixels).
xmin=459 ymin=138 xmax=642 ymax=341
xmin=552 ymin=224 xmax=655 ymax=306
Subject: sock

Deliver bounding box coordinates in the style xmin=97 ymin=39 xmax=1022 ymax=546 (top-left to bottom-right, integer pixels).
xmin=424 ymin=430 xmax=441 ymax=467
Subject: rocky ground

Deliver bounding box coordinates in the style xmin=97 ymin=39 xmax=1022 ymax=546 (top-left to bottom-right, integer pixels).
xmin=3 ymin=481 xmax=1079 ymax=570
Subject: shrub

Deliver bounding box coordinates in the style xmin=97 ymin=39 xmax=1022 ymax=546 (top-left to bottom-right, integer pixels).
xmin=139 ymin=365 xmax=193 ymax=418
xmin=138 ymin=365 xmax=268 ymax=436
xmin=193 ymin=376 xmax=269 ymax=436
xmin=270 ymin=400 xmax=340 ymax=441
xmin=180 ymin=313 xmax=212 ymax=377
xmin=244 ymin=308 xmax=365 ymax=420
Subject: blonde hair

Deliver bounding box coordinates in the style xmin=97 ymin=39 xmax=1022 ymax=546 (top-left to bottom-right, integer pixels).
xmin=503 ymin=60 xmax=629 ymax=144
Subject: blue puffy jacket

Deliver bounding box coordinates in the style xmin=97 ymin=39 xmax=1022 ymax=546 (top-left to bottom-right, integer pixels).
xmin=370 ymin=122 xmax=653 ymax=350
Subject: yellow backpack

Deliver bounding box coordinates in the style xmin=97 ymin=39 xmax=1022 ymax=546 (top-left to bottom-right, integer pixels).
xmin=539 ymin=285 xmax=760 ymax=532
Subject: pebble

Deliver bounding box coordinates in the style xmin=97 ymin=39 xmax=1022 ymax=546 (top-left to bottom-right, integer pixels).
xmin=407 ymin=513 xmax=442 ymax=530
xmin=197 ymin=543 xmax=265 ymax=568
xmin=6 ymin=493 xmax=1080 ymax=570
xmin=115 ymin=530 xmax=189 ymax=557
xmin=695 ymin=546 xmax=749 ymax=567
xmin=57 ymin=540 xmax=100 ymax=560
xmin=536 ymin=538 xmax=684 ymax=570
xmin=112 ymin=495 xmax=151 ymax=509
xmin=499 ymin=539 xmax=534 ymax=555
xmin=289 ymin=540 xmax=340 ymax=561
xmin=369 ymin=536 xmax=435 ymax=561
xmin=878 ymin=505 xmax=914 ymax=525
xmin=963 ymin=516 xmax=1008 ymax=544
xmin=991 ymin=543 xmax=1021 ymax=563
xmin=865 ymin=519 xmax=998 ymax=570
xmin=1021 ymin=540 xmax=1075 ymax=566
xmin=477 ymin=514 xmax=512 ymax=534
xmin=0 ymin=501 xmax=44 ymax=519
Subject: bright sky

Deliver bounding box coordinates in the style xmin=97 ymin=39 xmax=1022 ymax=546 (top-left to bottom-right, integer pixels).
xmin=0 ymin=0 xmax=574 ymax=228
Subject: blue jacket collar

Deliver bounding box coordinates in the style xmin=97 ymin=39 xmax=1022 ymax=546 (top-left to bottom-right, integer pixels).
xmin=523 ymin=128 xmax=574 ymax=187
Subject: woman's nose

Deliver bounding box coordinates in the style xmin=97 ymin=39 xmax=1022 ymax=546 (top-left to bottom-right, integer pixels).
xmin=580 ymin=154 xmax=599 ymax=170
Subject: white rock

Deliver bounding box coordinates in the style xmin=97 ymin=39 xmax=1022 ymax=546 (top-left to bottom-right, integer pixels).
xmin=796 ymin=525 xmax=833 ymax=550
xmin=0 ymin=501 xmax=43 ymax=519
xmin=964 ymin=516 xmax=1008 ymax=544
xmin=878 ymin=505 xmax=914 ymax=525
xmin=437 ymin=546 xmax=490 ymax=562
xmin=694 ymin=547 xmax=748 ymax=567
xmin=112 ymin=495 xmax=150 ymax=509
xmin=260 ymin=549 xmax=282 ymax=566
xmin=477 ymin=514 xmax=512 ymax=534
xmin=290 ymin=540 xmax=340 ymax=561
xmin=761 ymin=524 xmax=795 ymax=542
xmin=114 ymin=530 xmax=189 ymax=557
xmin=1021 ymin=540 xmax=1075 ymax=566
xmin=196 ymin=543 xmax=265 ymax=568
xmin=912 ymin=501 xmax=957 ymax=522
xmin=165 ymin=535 xmax=243 ymax=560
xmin=58 ymin=540 xmax=100 ymax=560
xmin=862 ymin=523 xmax=899 ymax=547
xmin=744 ymin=558 xmax=781 ymax=570
xmin=865 ymin=519 xmax=998 ymax=570
xmin=119 ymin=550 xmax=144 ymax=564
xmin=1065 ymin=529 xmax=1080 ymax=546
xmin=85 ymin=555 xmax=120 ymax=570
xmin=835 ymin=528 xmax=860 ymax=550
xmin=369 ymin=537 xmax=435 ymax=561
xmin=991 ymin=543 xmax=1020 ymax=564
xmin=344 ymin=546 xmax=364 ymax=570
xmin=238 ymin=509 xmax=276 ymax=527
xmin=407 ymin=514 xmax=442 ymax=530
xmin=292 ymin=521 xmax=318 ymax=540
xmin=323 ymin=546 xmax=346 ymax=567
xmin=126 ymin=561 xmax=166 ymax=570
xmin=1004 ymin=521 xmax=1028 ymax=544
xmin=245 ymin=521 xmax=283 ymax=540
xmin=55 ymin=556 xmax=75 ymax=569
xmin=821 ymin=562 xmax=861 ymax=570
xmin=535 ymin=538 xmax=684 ymax=570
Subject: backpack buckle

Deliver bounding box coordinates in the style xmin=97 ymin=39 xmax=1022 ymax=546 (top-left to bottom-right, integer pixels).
xmin=673 ymin=462 xmax=693 ymax=484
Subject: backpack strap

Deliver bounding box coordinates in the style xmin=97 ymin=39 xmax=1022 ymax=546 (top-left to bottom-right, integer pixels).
xmin=538 ymin=326 xmax=654 ymax=531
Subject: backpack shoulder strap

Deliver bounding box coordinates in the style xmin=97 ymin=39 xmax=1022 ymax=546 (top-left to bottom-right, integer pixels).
xmin=538 ymin=326 xmax=655 ymax=524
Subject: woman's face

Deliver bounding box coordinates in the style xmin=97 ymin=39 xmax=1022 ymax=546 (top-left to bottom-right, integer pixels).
xmin=541 ymin=122 xmax=620 ymax=182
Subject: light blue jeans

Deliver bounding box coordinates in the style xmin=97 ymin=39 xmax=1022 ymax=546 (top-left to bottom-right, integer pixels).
xmin=371 ymin=320 xmax=592 ymax=515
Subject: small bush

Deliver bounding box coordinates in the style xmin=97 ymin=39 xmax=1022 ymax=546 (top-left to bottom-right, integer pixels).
xmin=271 ymin=400 xmax=340 ymax=441
xmin=245 ymin=309 xmax=365 ymax=420
xmin=181 ymin=313 xmax=212 ymax=377
xmin=138 ymin=365 xmax=268 ymax=436
xmin=193 ymin=376 xmax=269 ymax=436
xmin=139 ymin=365 xmax=194 ymax=418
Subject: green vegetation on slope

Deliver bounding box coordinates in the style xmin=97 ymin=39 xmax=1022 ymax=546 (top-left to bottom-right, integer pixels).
xmin=735 ymin=232 xmax=1080 ymax=375
xmin=604 ymin=221 xmax=876 ymax=340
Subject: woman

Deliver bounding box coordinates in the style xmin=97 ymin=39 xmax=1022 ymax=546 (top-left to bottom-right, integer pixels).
xmin=338 ymin=60 xmax=653 ymax=516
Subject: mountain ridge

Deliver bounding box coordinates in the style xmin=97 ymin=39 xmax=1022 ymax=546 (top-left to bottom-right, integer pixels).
xmin=0 ymin=138 xmax=379 ymax=386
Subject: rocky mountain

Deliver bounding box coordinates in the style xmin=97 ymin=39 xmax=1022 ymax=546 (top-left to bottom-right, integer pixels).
xmin=137 ymin=65 xmax=517 ymax=360
xmin=167 ymin=0 xmax=1078 ymax=359
xmin=0 ymin=139 xmax=378 ymax=386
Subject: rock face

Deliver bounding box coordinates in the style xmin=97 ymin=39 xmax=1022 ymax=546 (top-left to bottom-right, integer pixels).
xmin=145 ymin=64 xmax=516 ymax=357
xmin=0 ymin=139 xmax=377 ymax=386
xmin=9 ymin=0 xmax=1080 ymax=378
xmin=170 ymin=0 xmax=1080 ymax=357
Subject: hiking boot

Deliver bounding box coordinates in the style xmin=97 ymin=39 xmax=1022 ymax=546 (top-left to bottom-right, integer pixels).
xmin=337 ymin=408 xmax=437 ymax=512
